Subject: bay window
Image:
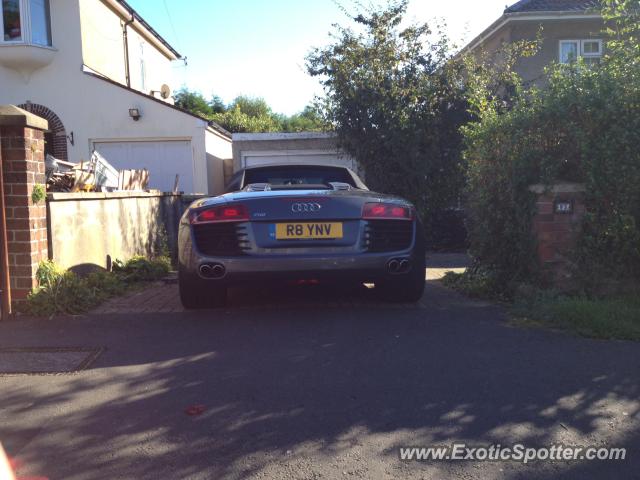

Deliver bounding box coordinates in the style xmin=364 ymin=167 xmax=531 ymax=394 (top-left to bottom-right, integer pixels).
xmin=1 ymin=0 xmax=51 ymax=46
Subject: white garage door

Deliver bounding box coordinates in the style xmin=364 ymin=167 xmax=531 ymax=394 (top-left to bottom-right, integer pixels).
xmin=93 ymin=141 xmax=194 ymax=193
xmin=242 ymin=152 xmax=359 ymax=173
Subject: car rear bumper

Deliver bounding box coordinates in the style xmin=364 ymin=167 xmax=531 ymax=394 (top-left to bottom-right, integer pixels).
xmin=183 ymin=250 xmax=420 ymax=285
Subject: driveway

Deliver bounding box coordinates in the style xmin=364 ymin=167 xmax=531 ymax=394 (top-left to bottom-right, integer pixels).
xmin=0 ymin=262 xmax=638 ymax=479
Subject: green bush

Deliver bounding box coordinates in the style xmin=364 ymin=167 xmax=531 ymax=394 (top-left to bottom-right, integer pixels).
xmin=25 ymin=269 xmax=97 ymax=316
xmin=22 ymin=256 xmax=172 ymax=316
xmin=442 ymin=268 xmax=510 ymax=301
xmin=113 ymin=255 xmax=171 ymax=283
xmin=462 ymin=2 xmax=640 ymax=292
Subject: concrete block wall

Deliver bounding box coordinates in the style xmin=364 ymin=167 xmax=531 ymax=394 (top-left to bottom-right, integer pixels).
xmin=47 ymin=191 xmax=189 ymax=271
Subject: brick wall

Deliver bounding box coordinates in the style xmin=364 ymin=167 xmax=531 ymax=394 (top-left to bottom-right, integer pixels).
xmin=18 ymin=103 xmax=68 ymax=161
xmin=0 ymin=106 xmax=49 ymax=310
xmin=530 ymin=184 xmax=586 ymax=287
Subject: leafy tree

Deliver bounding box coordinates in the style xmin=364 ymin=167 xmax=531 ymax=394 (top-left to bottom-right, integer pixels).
xmin=173 ymin=89 xmax=325 ymax=133
xmin=229 ymin=96 xmax=272 ymax=118
xmin=210 ymin=95 xmax=226 ymax=114
xmin=173 ymin=88 xmax=213 ymax=117
xmin=210 ymin=105 xmax=282 ymax=133
xmin=306 ymin=0 xmax=469 ymax=244
xmin=279 ymin=105 xmax=327 ymax=132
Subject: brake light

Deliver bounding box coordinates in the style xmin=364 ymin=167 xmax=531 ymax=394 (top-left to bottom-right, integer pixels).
xmin=190 ymin=204 xmax=249 ymax=224
xmin=362 ymin=202 xmax=414 ymax=220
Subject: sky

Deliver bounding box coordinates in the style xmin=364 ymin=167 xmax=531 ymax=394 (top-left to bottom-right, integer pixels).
xmin=127 ymin=0 xmax=510 ymax=115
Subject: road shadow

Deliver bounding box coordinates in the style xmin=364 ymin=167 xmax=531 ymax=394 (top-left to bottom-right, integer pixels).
xmin=0 ymin=282 xmax=638 ymax=479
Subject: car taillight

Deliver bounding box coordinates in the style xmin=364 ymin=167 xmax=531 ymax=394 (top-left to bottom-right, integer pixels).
xmin=362 ymin=202 xmax=414 ymax=220
xmin=190 ymin=204 xmax=249 ymax=224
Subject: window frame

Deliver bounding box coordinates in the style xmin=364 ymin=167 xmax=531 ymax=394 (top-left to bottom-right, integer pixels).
xmin=559 ymin=39 xmax=603 ymax=64
xmin=0 ymin=0 xmax=52 ymax=47
xmin=28 ymin=0 xmax=52 ymax=46
xmin=559 ymin=39 xmax=580 ymax=64
xmin=1 ymin=0 xmax=25 ymax=43
xmin=581 ymin=39 xmax=603 ymax=58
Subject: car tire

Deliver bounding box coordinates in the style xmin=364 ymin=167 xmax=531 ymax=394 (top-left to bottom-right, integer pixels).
xmin=377 ymin=258 xmax=426 ymax=303
xmin=179 ymin=267 xmax=227 ymax=309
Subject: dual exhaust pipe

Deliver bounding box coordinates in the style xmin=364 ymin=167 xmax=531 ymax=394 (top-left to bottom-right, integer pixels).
xmin=386 ymin=258 xmax=411 ymax=274
xmin=199 ymin=263 xmax=226 ymax=279
xmin=201 ymin=259 xmax=409 ymax=278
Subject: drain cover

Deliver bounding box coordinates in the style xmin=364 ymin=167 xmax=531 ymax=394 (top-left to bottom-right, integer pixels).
xmin=0 ymin=347 xmax=104 ymax=375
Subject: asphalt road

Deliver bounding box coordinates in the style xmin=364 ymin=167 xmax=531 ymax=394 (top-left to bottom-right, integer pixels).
xmin=0 ymin=281 xmax=638 ymax=480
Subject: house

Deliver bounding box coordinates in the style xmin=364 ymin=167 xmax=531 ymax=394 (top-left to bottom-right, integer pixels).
xmin=462 ymin=0 xmax=606 ymax=86
xmin=0 ymin=0 xmax=231 ymax=194
xmin=231 ymin=132 xmax=358 ymax=183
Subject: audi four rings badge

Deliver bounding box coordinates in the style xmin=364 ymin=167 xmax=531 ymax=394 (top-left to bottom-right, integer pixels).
xmin=292 ymin=203 xmax=322 ymax=212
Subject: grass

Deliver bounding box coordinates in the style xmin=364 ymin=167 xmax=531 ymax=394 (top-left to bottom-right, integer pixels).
xmin=443 ymin=271 xmax=640 ymax=341
xmin=511 ymin=294 xmax=640 ymax=341
xmin=21 ymin=256 xmax=171 ymax=317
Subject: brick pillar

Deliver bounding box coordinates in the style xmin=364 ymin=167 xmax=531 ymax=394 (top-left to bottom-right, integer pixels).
xmin=530 ymin=183 xmax=586 ymax=288
xmin=0 ymin=105 xmax=49 ymax=309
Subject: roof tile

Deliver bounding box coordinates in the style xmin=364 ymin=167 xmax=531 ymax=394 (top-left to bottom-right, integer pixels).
xmin=505 ymin=0 xmax=601 ymax=13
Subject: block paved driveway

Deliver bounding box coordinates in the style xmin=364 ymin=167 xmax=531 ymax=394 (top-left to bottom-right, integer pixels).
xmin=0 ymin=256 xmax=639 ymax=480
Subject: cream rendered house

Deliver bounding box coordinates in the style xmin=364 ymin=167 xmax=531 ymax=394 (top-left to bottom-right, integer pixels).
xmin=0 ymin=0 xmax=231 ymax=194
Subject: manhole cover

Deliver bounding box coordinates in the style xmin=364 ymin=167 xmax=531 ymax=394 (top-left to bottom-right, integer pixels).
xmin=0 ymin=347 xmax=104 ymax=375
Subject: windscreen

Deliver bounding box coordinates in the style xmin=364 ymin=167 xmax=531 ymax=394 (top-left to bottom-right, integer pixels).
xmin=244 ymin=166 xmax=356 ymax=188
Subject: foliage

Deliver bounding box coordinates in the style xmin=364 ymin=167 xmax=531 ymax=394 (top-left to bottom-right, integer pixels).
xmin=22 ymin=256 xmax=171 ymax=316
xmin=210 ymin=104 xmax=282 ymax=133
xmin=209 ymin=95 xmax=226 ymax=114
xmin=306 ymin=0 xmax=470 ymax=245
xmin=275 ymin=105 xmax=327 ymax=133
xmin=31 ymin=184 xmax=46 ymax=205
xmin=461 ymin=1 xmax=640 ymax=290
xmin=173 ymin=88 xmax=326 ymax=133
xmin=174 ymin=88 xmax=214 ymax=118
xmin=441 ymin=269 xmax=509 ymax=301
xmin=112 ymin=255 xmax=171 ymax=283
xmin=511 ymin=290 xmax=640 ymax=341
xmin=27 ymin=263 xmax=97 ymax=316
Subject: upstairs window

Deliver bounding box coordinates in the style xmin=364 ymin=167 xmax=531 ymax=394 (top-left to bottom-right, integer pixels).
xmin=2 ymin=0 xmax=22 ymax=42
xmin=1 ymin=0 xmax=51 ymax=46
xmin=29 ymin=0 xmax=51 ymax=46
xmin=560 ymin=39 xmax=603 ymax=65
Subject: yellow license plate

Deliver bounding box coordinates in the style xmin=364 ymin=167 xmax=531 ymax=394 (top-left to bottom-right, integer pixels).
xmin=275 ymin=222 xmax=343 ymax=240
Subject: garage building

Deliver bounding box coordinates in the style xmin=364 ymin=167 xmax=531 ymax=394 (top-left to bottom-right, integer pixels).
xmin=231 ymin=133 xmax=359 ymax=187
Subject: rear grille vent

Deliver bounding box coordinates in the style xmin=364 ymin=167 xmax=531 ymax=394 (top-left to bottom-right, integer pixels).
xmin=364 ymin=220 xmax=413 ymax=252
xmin=193 ymin=223 xmax=249 ymax=256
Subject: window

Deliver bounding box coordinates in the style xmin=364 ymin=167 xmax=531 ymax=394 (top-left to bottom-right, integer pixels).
xmin=139 ymin=42 xmax=146 ymax=91
xmin=581 ymin=39 xmax=602 ymax=65
xmin=243 ymin=166 xmax=358 ymax=189
xmin=29 ymin=0 xmax=50 ymax=46
xmin=559 ymin=39 xmax=603 ymax=64
xmin=1 ymin=0 xmax=51 ymax=46
xmin=2 ymin=0 xmax=22 ymax=42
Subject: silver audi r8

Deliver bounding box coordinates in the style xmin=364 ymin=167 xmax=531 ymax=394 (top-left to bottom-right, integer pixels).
xmin=177 ymin=164 xmax=426 ymax=308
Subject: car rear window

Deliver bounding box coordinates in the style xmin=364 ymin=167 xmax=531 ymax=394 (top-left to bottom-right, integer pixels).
xmin=243 ymin=166 xmax=355 ymax=188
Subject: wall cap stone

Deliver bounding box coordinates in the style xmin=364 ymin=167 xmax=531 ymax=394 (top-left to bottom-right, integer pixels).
xmin=0 ymin=105 xmax=49 ymax=131
xmin=528 ymin=183 xmax=586 ymax=194
xmin=47 ymin=190 xmax=184 ymax=201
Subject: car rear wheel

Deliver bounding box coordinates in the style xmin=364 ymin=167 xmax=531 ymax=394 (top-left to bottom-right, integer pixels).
xmin=376 ymin=259 xmax=426 ymax=303
xmin=179 ymin=267 xmax=227 ymax=309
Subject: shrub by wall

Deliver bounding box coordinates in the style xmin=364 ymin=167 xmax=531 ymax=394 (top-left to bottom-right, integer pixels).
xmin=463 ymin=5 xmax=640 ymax=292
